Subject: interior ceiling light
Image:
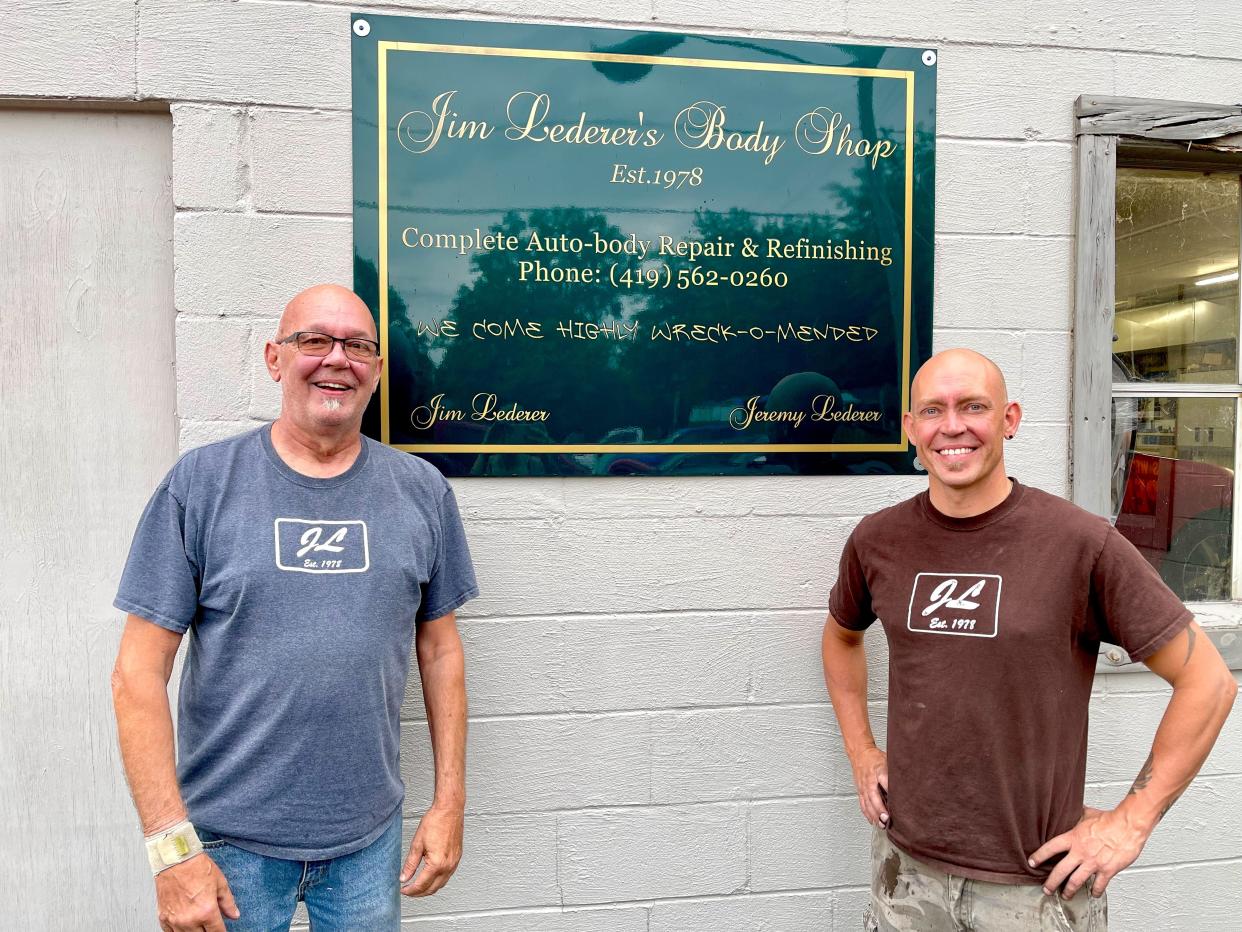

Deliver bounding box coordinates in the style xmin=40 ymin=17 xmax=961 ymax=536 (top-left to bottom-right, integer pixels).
xmin=1194 ymin=269 xmax=1239 ymax=287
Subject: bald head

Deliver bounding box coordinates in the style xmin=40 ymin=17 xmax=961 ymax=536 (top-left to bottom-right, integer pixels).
xmin=264 ymin=284 xmax=383 ymax=443
xmin=910 ymin=349 xmax=1008 ymax=411
xmin=903 ymin=347 xmax=1021 ymax=514
xmin=276 ymin=284 xmax=377 ymax=342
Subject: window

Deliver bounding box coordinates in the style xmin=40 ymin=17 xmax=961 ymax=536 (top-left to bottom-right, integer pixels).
xmin=1112 ymin=165 xmax=1240 ymax=602
xmin=1075 ymin=96 xmax=1242 ymax=622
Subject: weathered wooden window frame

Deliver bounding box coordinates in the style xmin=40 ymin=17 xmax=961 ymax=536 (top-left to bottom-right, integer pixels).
xmin=1074 ymin=95 xmax=1242 ymax=671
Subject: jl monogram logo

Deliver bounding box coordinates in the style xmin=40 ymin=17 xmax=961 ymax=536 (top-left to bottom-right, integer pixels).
xmin=907 ymin=573 xmax=1001 ymax=638
xmin=296 ymin=525 xmax=348 ymax=558
xmin=274 ymin=519 xmax=370 ymax=574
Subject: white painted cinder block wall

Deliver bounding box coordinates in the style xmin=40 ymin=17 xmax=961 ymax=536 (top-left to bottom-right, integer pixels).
xmin=10 ymin=1 xmax=1242 ymax=928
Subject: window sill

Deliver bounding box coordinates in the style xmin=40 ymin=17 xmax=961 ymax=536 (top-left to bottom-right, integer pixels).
xmin=1098 ymin=605 xmax=1242 ymax=672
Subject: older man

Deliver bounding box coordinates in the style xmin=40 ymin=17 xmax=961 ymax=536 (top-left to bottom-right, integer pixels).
xmin=822 ymin=349 xmax=1236 ymax=931
xmin=112 ymin=284 xmax=477 ymax=931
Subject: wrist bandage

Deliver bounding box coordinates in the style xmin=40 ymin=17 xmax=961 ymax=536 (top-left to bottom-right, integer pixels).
xmin=144 ymin=820 xmax=203 ymax=875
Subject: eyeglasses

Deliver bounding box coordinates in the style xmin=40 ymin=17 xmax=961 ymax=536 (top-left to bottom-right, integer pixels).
xmin=278 ymin=331 xmax=380 ymax=362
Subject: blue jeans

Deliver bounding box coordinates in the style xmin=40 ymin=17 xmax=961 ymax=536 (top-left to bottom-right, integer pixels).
xmin=196 ymin=811 xmax=402 ymax=932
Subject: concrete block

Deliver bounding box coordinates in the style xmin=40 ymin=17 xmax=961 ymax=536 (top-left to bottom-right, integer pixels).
xmin=931 ymin=329 xmax=1024 ymax=378
xmin=846 ymin=1 xmax=1018 ymax=45
xmin=557 ymin=803 xmax=747 ymax=903
xmin=648 ymin=706 xmax=849 ymax=802
xmin=1114 ymin=52 xmax=1242 ymax=107
xmin=937 ymin=140 xmax=1029 ymax=235
xmin=247 ymin=324 xmax=284 ymax=422
xmin=937 ymin=46 xmax=1114 ymax=142
xmin=1191 ymin=6 xmax=1242 ymax=62
xmin=849 ymin=0 xmax=1205 ymax=56
xmin=172 ymin=105 xmax=247 ymax=210
xmin=464 ymin=515 xmax=856 ymax=616
xmin=1023 ymin=143 xmax=1074 ymax=237
xmin=452 ymin=474 xmax=926 ymax=522
xmin=1020 ymin=330 xmax=1071 ymax=424
xmin=2 ymin=1 xmax=135 ymax=98
xmin=402 ymin=615 xmax=749 ymax=717
xmin=749 ymin=796 xmax=871 ymax=890
xmin=1111 ymin=53 xmax=1183 ymax=104
xmin=1087 ymin=692 xmax=1242 ymax=782
xmin=936 ymin=141 xmax=1072 ymax=237
xmin=652 ymin=0 xmax=848 ymax=34
xmin=174 ymin=213 xmax=351 ymax=317
xmin=249 ymin=383 xmax=282 ymax=422
xmin=749 ymin=610 xmax=831 ymax=705
xmin=1097 ymin=670 xmax=1174 ymax=695
xmin=934 ymin=235 xmax=1073 ymax=331
xmin=1086 ymin=694 xmax=1169 ymax=783
xmin=450 ymin=479 xmax=569 ymax=522
xmin=138 ymin=0 xmax=350 ymax=108
xmin=833 ymin=887 xmax=872 ymax=931
xmin=1024 ymin=0 xmax=1198 ymax=56
xmin=401 ymin=905 xmax=648 ymax=931
xmin=426 ymin=615 xmax=753 ymax=716
xmin=1106 ymin=859 xmax=1242 ymax=931
xmin=1085 ymin=774 xmax=1242 ymax=867
xmin=1002 ymin=423 xmax=1069 ymax=496
xmin=251 ymin=109 xmax=352 ymax=214
xmin=178 ymin=419 xmax=258 ymax=453
xmin=750 ymin=612 xmax=891 ymax=704
xmin=398 ymin=813 xmax=559 ymax=915
xmin=174 ymin=317 xmax=251 ymax=420
xmin=405 ymin=613 xmax=892 ymax=719
xmin=402 ymin=714 xmax=651 ymax=813
xmin=649 ymin=891 xmax=834 ymax=931
xmin=554 ymin=615 xmax=754 ymax=710
xmin=348 ymin=0 xmax=656 ymax=23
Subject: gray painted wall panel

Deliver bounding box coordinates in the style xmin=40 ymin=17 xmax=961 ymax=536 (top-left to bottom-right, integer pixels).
xmin=0 ymin=108 xmax=175 ymax=929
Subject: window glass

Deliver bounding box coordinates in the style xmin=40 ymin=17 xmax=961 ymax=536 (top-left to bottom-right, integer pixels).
xmin=1112 ymin=395 xmax=1234 ymax=601
xmin=1114 ymin=168 xmax=1240 ymax=385
xmin=1112 ymin=165 xmax=1240 ymax=603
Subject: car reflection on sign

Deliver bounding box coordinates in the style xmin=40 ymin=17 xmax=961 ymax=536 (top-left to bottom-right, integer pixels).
xmin=593 ymin=425 xmax=767 ymax=476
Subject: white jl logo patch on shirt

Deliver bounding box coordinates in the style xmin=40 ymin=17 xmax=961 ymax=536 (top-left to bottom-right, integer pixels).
xmin=274 ymin=519 xmax=370 ymax=573
xmin=906 ymin=573 xmax=1002 ymax=638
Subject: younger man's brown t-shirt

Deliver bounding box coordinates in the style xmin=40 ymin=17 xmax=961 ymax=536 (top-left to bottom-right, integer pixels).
xmin=829 ymin=479 xmax=1191 ymax=884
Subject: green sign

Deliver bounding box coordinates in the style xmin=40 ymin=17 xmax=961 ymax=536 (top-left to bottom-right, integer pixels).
xmin=352 ymin=14 xmax=935 ymax=476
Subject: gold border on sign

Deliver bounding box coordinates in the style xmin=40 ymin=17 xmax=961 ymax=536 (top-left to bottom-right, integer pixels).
xmin=376 ymin=40 xmax=917 ymax=455
xmin=378 ymin=42 xmax=391 ymax=444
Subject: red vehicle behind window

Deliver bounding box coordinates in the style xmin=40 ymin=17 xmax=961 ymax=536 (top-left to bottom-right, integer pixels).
xmin=1115 ymin=452 xmax=1233 ymax=601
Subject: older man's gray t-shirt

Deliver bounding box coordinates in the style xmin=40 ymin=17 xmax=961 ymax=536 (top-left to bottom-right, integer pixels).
xmin=114 ymin=425 xmax=478 ymax=859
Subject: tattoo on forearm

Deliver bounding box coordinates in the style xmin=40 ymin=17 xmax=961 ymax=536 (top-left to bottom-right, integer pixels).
xmin=1127 ymin=752 xmax=1155 ymax=796
xmin=1157 ymin=791 xmax=1183 ymax=822
xmin=1183 ymin=625 xmax=1197 ymax=667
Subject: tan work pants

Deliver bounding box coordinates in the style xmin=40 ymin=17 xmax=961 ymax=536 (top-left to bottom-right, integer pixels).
xmin=865 ymin=829 xmax=1108 ymax=931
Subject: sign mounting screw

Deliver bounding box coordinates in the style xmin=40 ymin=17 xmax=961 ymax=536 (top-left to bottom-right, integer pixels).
xmin=353 ymin=19 xmax=371 ymax=37
xmin=922 ymin=50 xmax=937 ymax=67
